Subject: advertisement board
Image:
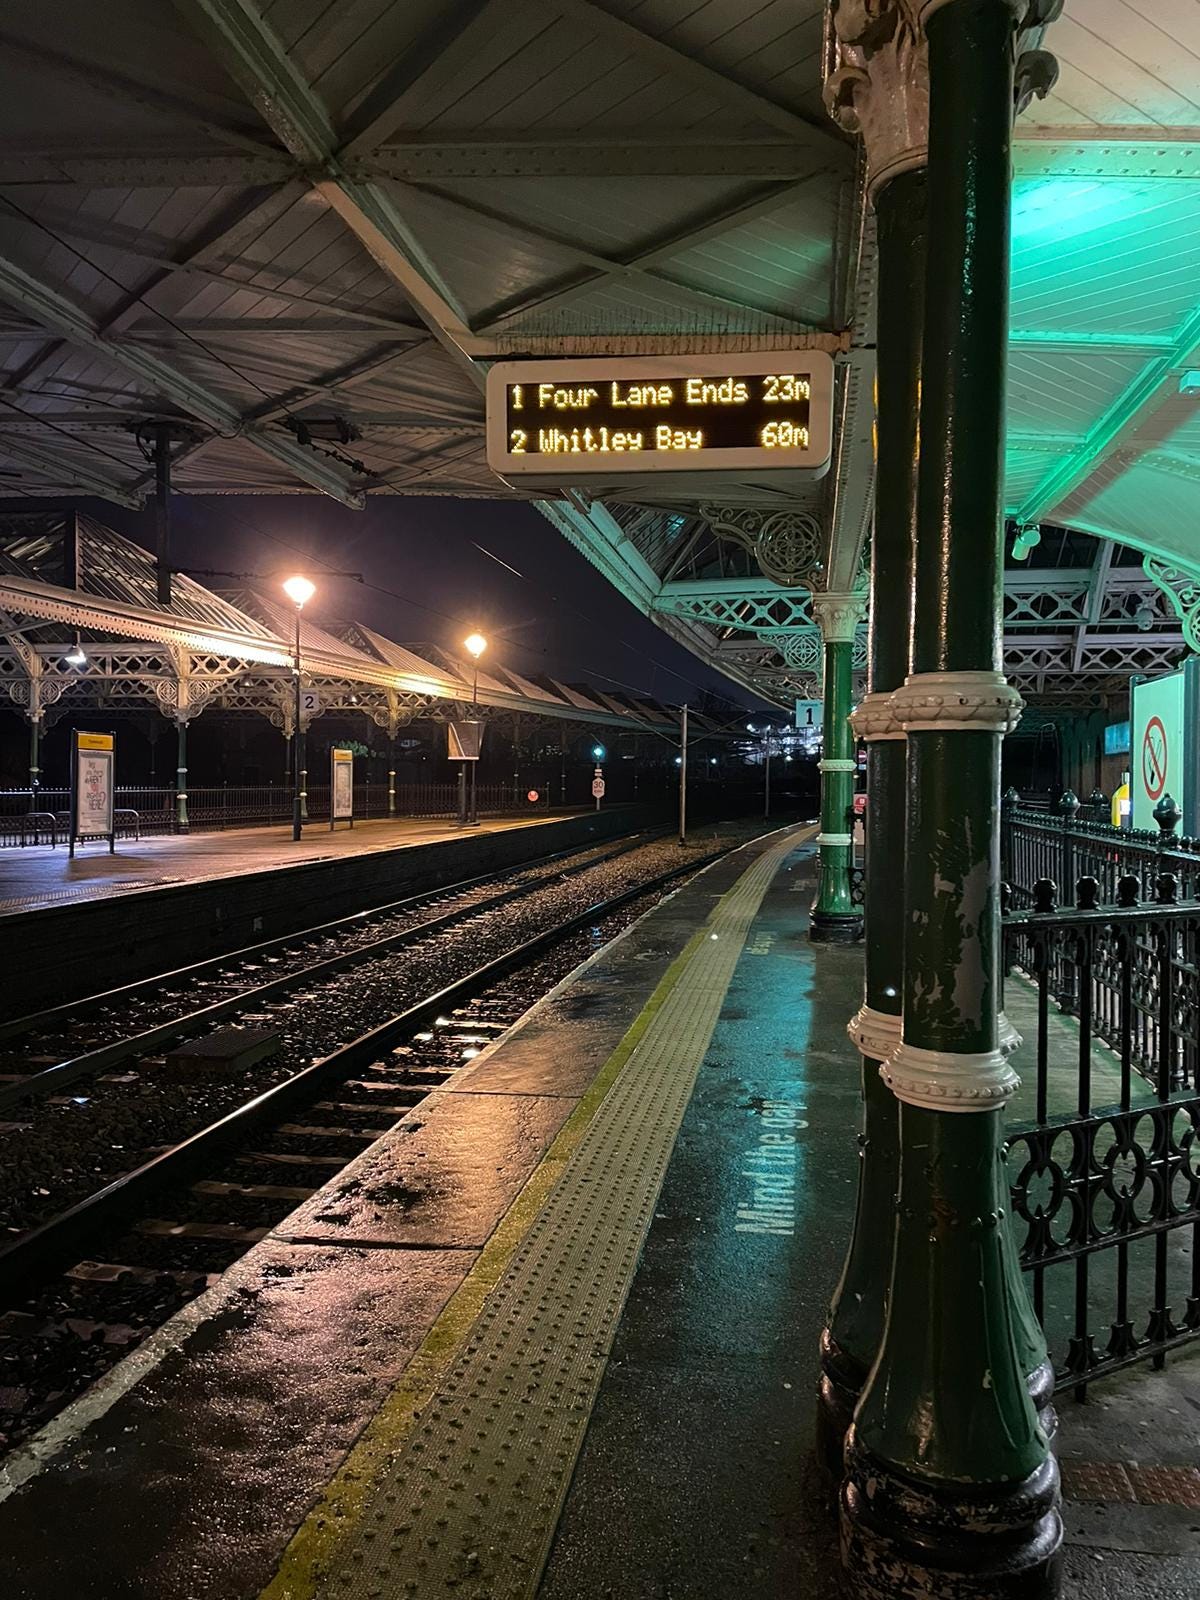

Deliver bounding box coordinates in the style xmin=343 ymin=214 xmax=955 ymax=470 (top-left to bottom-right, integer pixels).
xmin=1130 ymin=662 xmax=1200 ymax=833
xmin=330 ymin=747 xmax=354 ymax=829
xmin=70 ymin=730 xmax=116 ymax=857
xmin=448 ymin=720 xmax=483 ymax=761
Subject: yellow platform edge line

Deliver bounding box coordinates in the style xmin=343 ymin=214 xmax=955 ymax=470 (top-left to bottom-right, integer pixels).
xmin=260 ymin=934 xmax=710 ymax=1600
xmin=260 ymin=825 xmax=810 ymax=1600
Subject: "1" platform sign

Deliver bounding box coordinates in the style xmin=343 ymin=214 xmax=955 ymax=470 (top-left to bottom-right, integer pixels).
xmin=486 ymin=353 xmax=835 ymax=478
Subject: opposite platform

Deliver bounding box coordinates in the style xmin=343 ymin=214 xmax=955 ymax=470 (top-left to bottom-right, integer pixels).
xmin=0 ymin=806 xmax=645 ymax=1015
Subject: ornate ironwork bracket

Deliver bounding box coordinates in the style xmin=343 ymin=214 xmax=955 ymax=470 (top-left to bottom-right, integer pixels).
xmin=698 ymin=505 xmax=823 ymax=588
xmin=1144 ymin=554 xmax=1200 ymax=654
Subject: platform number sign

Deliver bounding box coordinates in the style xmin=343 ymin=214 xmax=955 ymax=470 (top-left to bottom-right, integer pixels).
xmin=300 ymin=688 xmax=320 ymax=716
xmin=70 ymin=729 xmax=116 ymax=857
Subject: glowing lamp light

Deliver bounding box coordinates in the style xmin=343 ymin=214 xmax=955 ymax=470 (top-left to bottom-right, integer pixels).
xmin=282 ymin=574 xmax=316 ymax=608
xmin=64 ymin=636 xmax=87 ymax=666
xmin=464 ymin=631 xmax=487 ymax=659
xmin=592 ymin=744 xmax=606 ymax=761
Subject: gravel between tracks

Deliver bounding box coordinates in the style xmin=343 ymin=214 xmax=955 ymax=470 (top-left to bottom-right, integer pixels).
xmin=0 ymin=826 xmax=759 ymax=1238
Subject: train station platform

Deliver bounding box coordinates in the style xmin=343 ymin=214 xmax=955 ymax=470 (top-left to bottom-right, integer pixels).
xmin=0 ymin=811 xmax=580 ymax=914
xmin=1 ymin=823 xmax=1197 ymax=1600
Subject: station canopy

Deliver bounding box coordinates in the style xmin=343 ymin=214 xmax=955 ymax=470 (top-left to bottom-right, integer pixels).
xmin=0 ymin=2 xmax=1197 ymax=712
xmin=0 ymin=510 xmax=691 ymax=738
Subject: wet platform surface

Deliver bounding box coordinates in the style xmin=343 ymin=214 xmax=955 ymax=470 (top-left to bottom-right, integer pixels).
xmin=2 ymin=824 xmax=1198 ymax=1600
xmin=0 ymin=811 xmax=571 ymax=913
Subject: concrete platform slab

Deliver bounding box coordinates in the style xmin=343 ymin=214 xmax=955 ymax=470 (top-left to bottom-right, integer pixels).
xmin=0 ymin=1240 xmax=473 ymax=1600
xmin=0 ymin=823 xmax=805 ymax=1600
xmin=277 ymin=1090 xmax=575 ymax=1249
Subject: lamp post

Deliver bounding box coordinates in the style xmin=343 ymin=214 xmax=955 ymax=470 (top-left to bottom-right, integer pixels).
xmin=748 ymin=724 xmax=773 ymax=818
xmin=282 ymin=575 xmax=315 ymax=841
xmin=464 ymin=632 xmax=487 ymax=826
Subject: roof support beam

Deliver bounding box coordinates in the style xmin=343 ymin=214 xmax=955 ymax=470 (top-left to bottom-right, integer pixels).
xmin=0 ymin=434 xmax=142 ymax=508
xmin=425 ymin=176 xmax=828 ymax=334
xmin=0 ymin=253 xmax=365 ymax=506
xmin=553 ymin=1 xmax=847 ymax=157
xmin=0 ymin=143 xmax=835 ymax=186
xmin=173 ymin=0 xmax=488 ymax=383
xmin=337 ymin=0 xmax=496 ymax=157
xmin=1017 ymin=300 xmax=1200 ymax=526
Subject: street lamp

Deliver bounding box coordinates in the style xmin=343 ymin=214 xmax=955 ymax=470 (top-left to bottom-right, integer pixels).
xmin=283 ymin=575 xmax=315 ymax=841
xmin=463 ymin=631 xmax=487 ymax=826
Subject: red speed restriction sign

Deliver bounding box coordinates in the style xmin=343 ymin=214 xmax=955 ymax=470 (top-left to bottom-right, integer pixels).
xmin=527 ymin=789 xmax=540 ymax=803
xmin=1143 ymin=715 xmax=1168 ymax=800
xmin=852 ymin=792 xmax=867 ymax=817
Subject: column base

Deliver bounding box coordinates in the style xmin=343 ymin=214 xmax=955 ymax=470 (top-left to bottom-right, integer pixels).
xmin=841 ymin=1434 xmax=1062 ymax=1600
xmin=810 ymin=909 xmax=864 ymax=944
xmin=816 ymin=1327 xmax=868 ymax=1479
xmin=818 ymin=1353 xmax=1058 ymax=1495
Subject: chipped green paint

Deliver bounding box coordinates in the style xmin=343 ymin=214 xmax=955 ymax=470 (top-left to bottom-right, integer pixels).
xmin=842 ymin=3 xmax=1059 ymax=1587
xmin=818 ymin=166 xmax=925 ymax=1467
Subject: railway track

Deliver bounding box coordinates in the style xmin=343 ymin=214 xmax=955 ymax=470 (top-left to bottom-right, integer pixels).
xmin=0 ymin=835 xmax=740 ymax=1453
xmin=0 ymin=830 xmax=657 ymax=1111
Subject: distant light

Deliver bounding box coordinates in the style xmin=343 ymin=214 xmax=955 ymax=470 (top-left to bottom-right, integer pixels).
xmin=464 ymin=631 xmax=487 ymax=659
xmin=283 ymin=574 xmax=315 ymax=607
xmin=710 ymin=757 xmax=717 ymax=765
xmin=592 ymin=744 xmax=606 ymax=761
xmin=675 ymin=756 xmax=682 ymax=765
xmin=746 ymin=723 xmax=756 ymax=733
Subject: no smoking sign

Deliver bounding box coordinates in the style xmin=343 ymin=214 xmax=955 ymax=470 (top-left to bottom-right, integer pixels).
xmin=1143 ymin=715 xmax=1168 ymax=801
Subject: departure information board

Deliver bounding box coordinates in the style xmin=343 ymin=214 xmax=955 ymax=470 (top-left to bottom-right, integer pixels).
xmin=485 ymin=353 xmax=834 ymax=477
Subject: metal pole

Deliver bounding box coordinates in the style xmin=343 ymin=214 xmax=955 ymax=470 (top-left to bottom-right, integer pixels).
xmin=764 ymin=730 xmax=771 ymax=818
xmin=175 ymin=719 xmax=189 ymax=834
xmin=842 ymin=5 xmax=1060 ymax=1593
xmin=292 ymin=605 xmax=302 ymax=841
xmin=29 ymin=713 xmax=40 ymax=795
xmin=473 ymin=665 xmax=480 ymax=824
xmin=678 ymin=704 xmax=688 ymax=845
xmin=154 ymin=424 xmax=172 ymax=609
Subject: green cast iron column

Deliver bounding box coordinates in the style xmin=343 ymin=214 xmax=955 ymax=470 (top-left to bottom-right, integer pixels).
xmin=841 ymin=3 xmax=1062 ymax=1596
xmin=810 ymin=593 xmax=865 ymax=943
xmin=816 ymin=166 xmax=926 ymax=1472
xmin=175 ymin=718 xmax=189 ymax=835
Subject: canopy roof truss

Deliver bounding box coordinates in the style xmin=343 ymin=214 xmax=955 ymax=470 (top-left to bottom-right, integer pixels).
xmin=0 ymin=4 xmax=1195 ymax=711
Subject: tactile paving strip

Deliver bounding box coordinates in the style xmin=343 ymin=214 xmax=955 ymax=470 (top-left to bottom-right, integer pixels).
xmin=314 ymin=832 xmax=800 ymax=1600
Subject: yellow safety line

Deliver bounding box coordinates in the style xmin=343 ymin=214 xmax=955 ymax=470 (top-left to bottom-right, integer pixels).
xmin=261 ymin=931 xmax=709 ymax=1599
xmin=260 ymin=826 xmax=810 ymax=1600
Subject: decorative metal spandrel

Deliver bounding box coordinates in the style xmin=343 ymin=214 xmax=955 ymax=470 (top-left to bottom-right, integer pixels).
xmin=1144 ymin=553 xmax=1200 ymax=655
xmin=697 ymin=504 xmax=823 ymax=588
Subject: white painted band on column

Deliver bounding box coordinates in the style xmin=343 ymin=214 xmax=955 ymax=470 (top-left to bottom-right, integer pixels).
xmin=882 ymin=1039 xmax=1020 ymax=1112
xmin=818 ymin=758 xmax=858 ymax=774
xmin=850 ymin=691 xmax=905 ymax=743
xmin=848 ymin=1004 xmax=903 ymax=1063
xmin=816 ymin=831 xmax=853 ymax=847
xmin=891 ymin=670 xmax=1024 ymax=735
xmin=998 ymin=1012 xmax=1022 ymax=1057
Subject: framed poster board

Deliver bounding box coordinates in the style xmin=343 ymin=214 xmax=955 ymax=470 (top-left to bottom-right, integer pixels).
xmin=70 ymin=730 xmax=115 ymax=857
xmin=1131 ymin=660 xmax=1200 ymax=834
xmin=330 ymin=747 xmax=354 ymax=829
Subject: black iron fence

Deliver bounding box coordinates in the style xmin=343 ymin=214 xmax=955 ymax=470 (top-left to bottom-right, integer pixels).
xmin=1002 ymin=789 xmax=1200 ymax=906
xmin=1003 ymin=872 xmax=1200 ymax=1394
xmin=0 ymin=782 xmax=549 ymax=843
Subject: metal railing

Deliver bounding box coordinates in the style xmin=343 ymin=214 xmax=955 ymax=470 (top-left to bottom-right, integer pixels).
xmin=1002 ymin=789 xmax=1200 ymax=906
xmin=0 ymin=782 xmax=550 ymax=842
xmin=1003 ymin=872 xmax=1200 ymax=1394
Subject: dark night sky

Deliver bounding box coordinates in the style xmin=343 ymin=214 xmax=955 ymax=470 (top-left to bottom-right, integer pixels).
xmin=83 ymin=495 xmax=775 ymax=715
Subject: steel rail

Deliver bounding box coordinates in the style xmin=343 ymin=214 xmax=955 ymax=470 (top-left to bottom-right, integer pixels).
xmin=0 ymin=833 xmax=661 ymax=1113
xmin=0 ymin=845 xmax=730 ymax=1305
xmin=0 ymin=828 xmax=659 ymax=1044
